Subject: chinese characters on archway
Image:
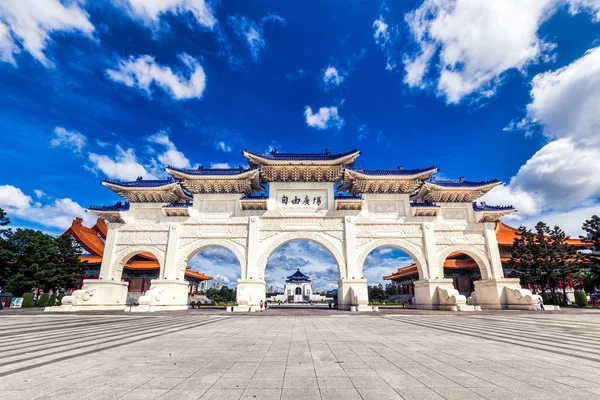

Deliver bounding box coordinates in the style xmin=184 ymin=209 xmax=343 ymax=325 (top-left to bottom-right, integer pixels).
xmin=281 ymin=195 xmax=322 ymax=206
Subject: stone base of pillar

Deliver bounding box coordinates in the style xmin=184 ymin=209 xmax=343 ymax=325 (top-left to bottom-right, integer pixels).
xmin=236 ymin=279 xmax=266 ymax=308
xmin=47 ymin=279 xmax=128 ymax=312
xmin=413 ymin=279 xmax=477 ymax=311
xmin=129 ymin=280 xmax=189 ymax=312
xmin=473 ymin=278 xmax=541 ymax=310
xmin=414 ymin=279 xmax=453 ymax=309
xmin=338 ymin=279 xmax=370 ymax=311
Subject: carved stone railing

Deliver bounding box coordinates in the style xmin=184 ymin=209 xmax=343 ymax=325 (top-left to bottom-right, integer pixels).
xmin=437 ymin=286 xmax=476 ymax=311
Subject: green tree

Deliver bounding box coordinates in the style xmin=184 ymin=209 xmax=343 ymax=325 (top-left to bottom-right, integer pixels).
xmin=510 ymin=222 xmax=577 ymax=295
xmin=48 ymin=235 xmax=87 ymax=291
xmin=0 ymin=207 xmax=14 ymax=289
xmin=581 ymin=215 xmax=600 ymax=292
xmin=368 ymin=284 xmax=387 ymax=303
xmin=5 ymin=229 xmax=58 ymax=296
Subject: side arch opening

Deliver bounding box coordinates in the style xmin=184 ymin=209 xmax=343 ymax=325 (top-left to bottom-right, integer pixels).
xmin=364 ymin=245 xmax=421 ymax=305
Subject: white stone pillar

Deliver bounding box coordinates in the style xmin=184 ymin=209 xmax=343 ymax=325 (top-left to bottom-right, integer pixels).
xmin=132 ymin=224 xmax=188 ymax=312
xmin=245 ymin=217 xmax=260 ymax=280
xmin=343 ymin=217 xmax=355 ymax=279
xmin=99 ymin=224 xmax=120 ymax=280
xmin=483 ymin=223 xmax=503 ymax=280
xmin=420 ymin=224 xmax=436 ymax=280
xmin=234 ymin=216 xmax=265 ymax=311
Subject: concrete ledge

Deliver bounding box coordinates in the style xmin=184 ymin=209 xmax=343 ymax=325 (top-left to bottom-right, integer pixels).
xmin=45 ymin=305 xmax=128 ymax=312
xmin=128 ymin=304 xmax=189 ymax=312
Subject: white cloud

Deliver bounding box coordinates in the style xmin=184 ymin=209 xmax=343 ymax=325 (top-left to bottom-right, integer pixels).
xmin=323 ymin=66 xmax=345 ymax=87
xmin=106 ymin=53 xmax=206 ymax=100
xmin=147 ymin=132 xmax=190 ymax=168
xmin=216 ymin=141 xmax=232 ymax=152
xmin=0 ymin=185 xmax=92 ymax=230
xmin=304 ymin=105 xmax=344 ymax=130
xmin=525 ymin=46 xmax=600 ymax=146
xmin=51 ymin=126 xmax=87 ymax=154
xmin=112 ymin=0 xmax=217 ymax=29
xmin=88 ymin=145 xmax=157 ymax=181
xmin=210 ymin=162 xmax=230 ymax=169
xmin=0 ymin=0 xmax=94 ymax=67
xmin=373 ymin=14 xmax=397 ymax=71
xmin=566 ymin=0 xmax=600 ymax=21
xmin=34 ymin=190 xmax=45 ymax=199
xmin=228 ymin=14 xmax=285 ymax=63
xmin=403 ymin=0 xmax=559 ymax=103
xmin=483 ymin=46 xmax=600 ymax=236
xmin=516 ymin=204 xmax=600 ymax=238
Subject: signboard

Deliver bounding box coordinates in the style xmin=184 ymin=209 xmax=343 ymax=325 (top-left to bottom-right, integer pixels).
xmin=10 ymin=297 xmax=23 ymax=308
xmin=276 ymin=190 xmax=328 ymax=210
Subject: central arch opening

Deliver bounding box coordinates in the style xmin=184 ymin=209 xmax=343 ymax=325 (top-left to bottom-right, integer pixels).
xmin=187 ymin=246 xmax=241 ymax=307
xmin=264 ymin=240 xmax=339 ymax=307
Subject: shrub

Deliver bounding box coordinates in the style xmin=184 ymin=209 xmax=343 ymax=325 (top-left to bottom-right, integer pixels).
xmin=22 ymin=293 xmax=33 ymax=308
xmin=541 ymin=292 xmax=554 ymax=305
xmin=38 ymin=293 xmax=50 ymax=307
xmin=48 ymin=294 xmax=57 ymax=307
xmin=574 ymin=290 xmax=588 ymax=307
xmin=57 ymin=293 xmax=65 ymax=306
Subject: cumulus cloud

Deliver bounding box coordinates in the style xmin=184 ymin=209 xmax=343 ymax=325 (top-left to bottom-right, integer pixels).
xmin=189 ymin=246 xmax=241 ymax=287
xmin=0 ymin=0 xmax=94 ymax=67
xmin=216 ymin=141 xmax=232 ymax=152
xmin=88 ymin=145 xmax=157 ymax=181
xmin=111 ymin=0 xmax=217 ymax=29
xmin=0 ymin=185 xmax=92 ymax=230
xmin=403 ymin=0 xmax=559 ymax=104
xmin=51 ymin=126 xmax=87 ymax=154
xmin=209 ymin=162 xmax=230 ymax=169
xmin=147 ymin=132 xmax=190 ymax=168
xmin=228 ymin=14 xmax=285 ymax=63
xmin=304 ymin=105 xmax=344 ymax=130
xmin=322 ymin=66 xmax=345 ymax=88
xmin=106 ymin=53 xmax=207 ymax=100
xmin=482 ymin=46 xmax=600 ymax=235
xmin=373 ymin=14 xmax=398 ymax=71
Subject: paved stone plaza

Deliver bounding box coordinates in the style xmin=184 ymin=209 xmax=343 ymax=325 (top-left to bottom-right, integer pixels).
xmin=1 ymin=310 xmax=600 ymax=400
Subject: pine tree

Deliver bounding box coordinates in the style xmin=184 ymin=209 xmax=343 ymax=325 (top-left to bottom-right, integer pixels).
xmin=581 ymin=215 xmax=600 ymax=292
xmin=0 ymin=208 xmax=14 ymax=290
xmin=510 ymin=222 xmax=577 ymax=296
xmin=5 ymin=229 xmax=58 ymax=296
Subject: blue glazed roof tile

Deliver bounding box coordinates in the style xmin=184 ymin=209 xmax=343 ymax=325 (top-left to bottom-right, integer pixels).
xmin=286 ymin=268 xmax=311 ymax=282
xmin=163 ymin=202 xmax=193 ymax=208
xmin=352 ymin=166 xmax=437 ymax=176
xmin=88 ymin=201 xmax=130 ymax=212
xmin=472 ymin=202 xmax=515 ymax=212
xmin=335 ymin=194 xmax=363 ymax=200
xmin=244 ymin=148 xmax=359 ymax=161
xmin=427 ymin=177 xmax=500 ymax=187
xmin=240 ymin=194 xmax=268 ymax=200
xmin=167 ymin=165 xmax=254 ymax=176
xmin=410 ymin=201 xmax=439 ymax=208
xmin=103 ymin=177 xmax=176 ymax=187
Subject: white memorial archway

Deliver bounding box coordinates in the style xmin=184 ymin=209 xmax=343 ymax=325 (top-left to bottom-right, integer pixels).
xmin=59 ymin=149 xmax=541 ymax=312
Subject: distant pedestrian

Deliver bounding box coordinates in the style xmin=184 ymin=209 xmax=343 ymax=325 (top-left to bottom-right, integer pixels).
xmin=264 ymin=301 xmax=268 ymax=310
xmin=260 ymin=300 xmax=264 ymax=312
xmin=539 ymin=297 xmax=545 ymax=311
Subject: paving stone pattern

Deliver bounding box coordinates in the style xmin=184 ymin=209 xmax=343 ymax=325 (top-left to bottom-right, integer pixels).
xmin=1 ymin=311 xmax=600 ymax=399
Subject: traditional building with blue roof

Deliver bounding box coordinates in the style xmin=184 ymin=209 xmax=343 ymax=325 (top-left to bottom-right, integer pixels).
xmin=56 ymin=147 xmax=542 ymax=313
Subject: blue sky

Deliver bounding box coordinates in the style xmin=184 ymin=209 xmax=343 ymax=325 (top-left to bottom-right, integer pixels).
xmin=1 ymin=0 xmax=600 ymax=288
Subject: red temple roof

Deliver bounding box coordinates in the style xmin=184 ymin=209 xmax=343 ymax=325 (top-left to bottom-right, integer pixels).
xmin=63 ymin=217 xmax=212 ymax=281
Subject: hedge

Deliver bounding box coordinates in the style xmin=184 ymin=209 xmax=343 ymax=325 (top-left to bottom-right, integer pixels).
xmin=22 ymin=293 xmax=33 ymax=307
xmin=57 ymin=293 xmax=65 ymax=306
xmin=574 ymin=290 xmax=588 ymax=307
xmin=48 ymin=294 xmax=57 ymax=307
xmin=38 ymin=293 xmax=50 ymax=307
